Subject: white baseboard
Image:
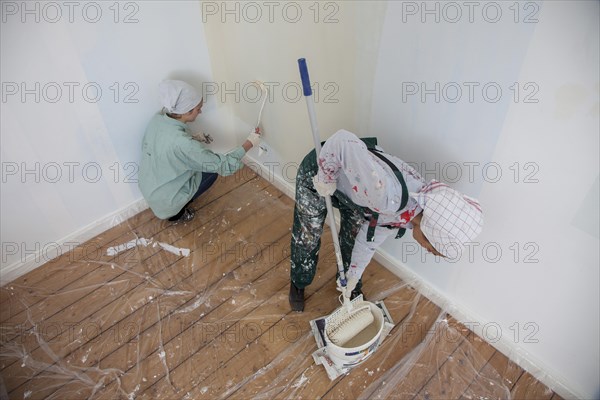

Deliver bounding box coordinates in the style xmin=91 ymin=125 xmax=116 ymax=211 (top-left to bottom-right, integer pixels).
xmin=0 ymin=198 xmax=149 ymax=286
xmin=373 ymin=248 xmax=580 ymax=400
xmin=243 ymin=155 xmax=296 ymax=199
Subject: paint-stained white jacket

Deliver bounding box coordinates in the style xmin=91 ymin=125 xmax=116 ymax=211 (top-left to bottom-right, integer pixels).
xmin=317 ymin=130 xmax=426 ymax=280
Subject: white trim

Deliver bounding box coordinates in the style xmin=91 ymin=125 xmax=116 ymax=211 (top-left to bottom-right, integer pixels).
xmin=0 ymin=198 xmax=149 ymax=286
xmin=243 ymin=155 xmax=296 ymax=199
xmin=372 ymin=248 xmax=580 ymax=400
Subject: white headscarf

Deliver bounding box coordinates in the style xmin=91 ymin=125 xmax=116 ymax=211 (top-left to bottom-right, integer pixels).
xmin=412 ymin=180 xmax=483 ymax=259
xmin=159 ymin=80 xmax=202 ymax=114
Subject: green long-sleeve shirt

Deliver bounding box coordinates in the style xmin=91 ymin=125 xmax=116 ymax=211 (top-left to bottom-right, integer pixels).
xmin=138 ymin=114 xmax=245 ymax=219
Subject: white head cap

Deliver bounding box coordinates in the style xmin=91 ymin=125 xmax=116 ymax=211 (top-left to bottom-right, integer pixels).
xmin=159 ymin=80 xmax=202 ymax=114
xmin=412 ymin=180 xmax=483 ymax=259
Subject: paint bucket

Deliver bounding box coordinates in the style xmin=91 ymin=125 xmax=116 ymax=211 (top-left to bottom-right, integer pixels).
xmin=324 ymin=301 xmax=385 ymax=369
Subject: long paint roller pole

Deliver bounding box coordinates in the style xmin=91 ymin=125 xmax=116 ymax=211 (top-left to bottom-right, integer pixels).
xmin=298 ymin=59 xmax=375 ymax=347
xmin=297 ymin=58 xmax=347 ymax=288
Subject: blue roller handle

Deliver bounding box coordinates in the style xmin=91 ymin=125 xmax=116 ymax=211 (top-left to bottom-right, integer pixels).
xmin=298 ymin=58 xmax=312 ymax=96
xmin=297 ymin=57 xmax=347 ymax=288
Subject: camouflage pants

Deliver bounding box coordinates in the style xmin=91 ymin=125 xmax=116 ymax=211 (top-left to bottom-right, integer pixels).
xmin=290 ymin=149 xmax=365 ymax=290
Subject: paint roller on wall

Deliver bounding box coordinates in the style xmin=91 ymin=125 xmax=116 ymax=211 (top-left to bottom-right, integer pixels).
xmin=253 ymin=80 xmax=269 ymax=156
xmin=198 ymin=80 xmax=268 ymax=153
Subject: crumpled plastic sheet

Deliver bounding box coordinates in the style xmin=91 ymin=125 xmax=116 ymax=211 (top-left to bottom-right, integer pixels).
xmin=0 ymin=173 xmax=555 ymax=400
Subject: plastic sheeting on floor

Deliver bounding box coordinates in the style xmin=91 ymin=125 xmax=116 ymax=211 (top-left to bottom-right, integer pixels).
xmin=0 ymin=173 xmax=557 ymax=399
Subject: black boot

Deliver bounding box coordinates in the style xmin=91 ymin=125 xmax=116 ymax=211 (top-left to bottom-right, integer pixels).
xmin=289 ymin=282 xmax=305 ymax=312
xmin=168 ymin=207 xmax=195 ymax=223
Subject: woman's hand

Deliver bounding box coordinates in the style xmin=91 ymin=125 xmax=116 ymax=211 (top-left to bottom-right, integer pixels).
xmin=243 ymin=127 xmax=261 ymax=151
xmin=192 ymin=132 xmax=213 ymax=144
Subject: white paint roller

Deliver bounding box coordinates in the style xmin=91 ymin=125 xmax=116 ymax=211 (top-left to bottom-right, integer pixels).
xmin=253 ymin=80 xmax=268 ymax=156
xmin=325 ymin=299 xmax=375 ymax=346
xmin=298 ymin=58 xmax=374 ymax=342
